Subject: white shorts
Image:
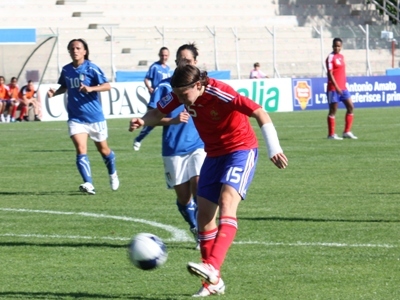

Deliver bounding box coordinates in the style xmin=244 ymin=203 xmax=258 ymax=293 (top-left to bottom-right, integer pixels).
xmin=162 ymin=148 xmax=206 ymax=188
xmin=68 ymin=120 xmax=108 ymax=142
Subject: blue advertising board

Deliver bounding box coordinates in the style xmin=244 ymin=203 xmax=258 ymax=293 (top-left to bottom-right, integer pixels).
xmin=292 ymin=76 xmax=400 ymax=111
xmin=0 ymin=28 xmax=36 ymax=44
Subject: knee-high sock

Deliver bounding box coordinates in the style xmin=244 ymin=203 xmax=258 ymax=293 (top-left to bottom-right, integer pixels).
xmin=102 ymin=150 xmax=116 ymax=175
xmin=208 ymin=216 xmax=238 ymax=270
xmin=344 ymin=113 xmax=354 ymax=133
xmin=10 ymin=105 xmax=18 ymax=118
xmin=20 ymin=106 xmax=28 ymax=118
xmin=327 ymin=115 xmax=335 ymax=136
xmin=199 ymin=228 xmax=218 ymax=262
xmin=76 ymin=154 xmax=92 ymax=183
xmin=176 ymin=199 xmax=197 ymax=229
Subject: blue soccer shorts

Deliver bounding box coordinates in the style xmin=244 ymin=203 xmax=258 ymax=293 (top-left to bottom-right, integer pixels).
xmin=198 ymin=148 xmax=258 ymax=204
xmin=327 ymin=90 xmax=351 ymax=104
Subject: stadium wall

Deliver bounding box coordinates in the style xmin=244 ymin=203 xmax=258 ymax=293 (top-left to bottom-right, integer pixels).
xmin=39 ymin=75 xmax=400 ymax=122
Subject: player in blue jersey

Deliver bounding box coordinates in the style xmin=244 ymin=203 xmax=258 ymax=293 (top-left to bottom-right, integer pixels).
xmin=47 ymin=38 xmax=119 ymax=195
xmin=133 ymin=47 xmax=172 ymax=151
xmin=146 ymin=43 xmax=205 ymax=252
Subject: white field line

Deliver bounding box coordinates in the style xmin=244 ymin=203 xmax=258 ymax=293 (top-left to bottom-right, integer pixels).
xmin=0 ymin=208 xmax=192 ymax=242
xmin=0 ymin=208 xmax=397 ymax=248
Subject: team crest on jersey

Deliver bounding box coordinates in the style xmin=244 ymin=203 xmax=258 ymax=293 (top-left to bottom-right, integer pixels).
xmin=210 ymin=109 xmax=220 ymax=120
xmin=79 ymin=73 xmax=85 ymax=81
xmin=159 ymin=93 xmax=173 ymax=108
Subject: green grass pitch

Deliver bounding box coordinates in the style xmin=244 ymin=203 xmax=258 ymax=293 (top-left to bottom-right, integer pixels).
xmin=0 ymin=107 xmax=399 ymax=299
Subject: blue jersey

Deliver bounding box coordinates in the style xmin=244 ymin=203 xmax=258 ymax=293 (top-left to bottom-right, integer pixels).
xmin=149 ymin=78 xmax=204 ymax=157
xmin=145 ymin=62 xmax=172 ymax=88
xmin=58 ymin=60 xmax=108 ymax=123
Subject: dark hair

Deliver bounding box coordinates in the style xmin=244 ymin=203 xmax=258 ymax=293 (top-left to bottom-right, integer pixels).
xmin=159 ymin=46 xmax=169 ymax=55
xmin=11 ymin=77 xmax=17 ymax=82
xmin=67 ymin=38 xmax=90 ymax=60
xmin=176 ymin=43 xmax=199 ymax=61
xmin=332 ymin=37 xmax=342 ymax=46
xmin=254 ymin=62 xmax=260 ymax=67
xmin=0 ymin=76 xmax=5 ymax=81
xmin=170 ymin=62 xmax=208 ymax=89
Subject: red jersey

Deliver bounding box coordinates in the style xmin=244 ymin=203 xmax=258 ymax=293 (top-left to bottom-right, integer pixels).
xmin=18 ymin=85 xmax=35 ymax=99
xmin=0 ymin=84 xmax=10 ymax=100
xmin=7 ymin=84 xmax=19 ymax=99
xmin=326 ymin=52 xmax=347 ymax=91
xmin=157 ymin=78 xmax=261 ymax=157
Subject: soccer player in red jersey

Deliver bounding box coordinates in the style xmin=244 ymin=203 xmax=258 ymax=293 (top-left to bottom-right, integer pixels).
xmin=129 ymin=63 xmax=288 ymax=297
xmin=326 ymin=37 xmax=357 ymax=140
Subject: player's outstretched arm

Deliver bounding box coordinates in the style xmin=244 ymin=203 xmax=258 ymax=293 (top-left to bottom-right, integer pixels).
xmin=47 ymin=86 xmax=67 ymax=98
xmin=128 ymin=108 xmax=166 ymax=132
xmin=252 ymin=108 xmax=288 ymax=169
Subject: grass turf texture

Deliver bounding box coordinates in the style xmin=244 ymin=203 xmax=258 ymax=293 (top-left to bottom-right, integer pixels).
xmin=0 ymin=107 xmax=399 ymax=299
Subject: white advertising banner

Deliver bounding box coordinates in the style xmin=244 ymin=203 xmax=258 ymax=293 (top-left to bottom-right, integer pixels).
xmin=39 ymin=82 xmax=150 ymax=122
xmin=38 ymin=79 xmax=293 ymax=122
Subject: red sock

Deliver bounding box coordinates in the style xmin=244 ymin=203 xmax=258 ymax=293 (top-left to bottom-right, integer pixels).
xmin=10 ymin=105 xmax=18 ymax=118
xmin=20 ymin=106 xmax=27 ymax=118
xmin=344 ymin=113 xmax=354 ymax=133
xmin=327 ymin=115 xmax=335 ymax=136
xmin=208 ymin=216 xmax=238 ymax=270
xmin=199 ymin=228 xmax=218 ymax=262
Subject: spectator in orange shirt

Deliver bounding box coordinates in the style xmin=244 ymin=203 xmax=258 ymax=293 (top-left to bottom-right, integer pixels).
xmin=16 ymin=80 xmax=41 ymax=122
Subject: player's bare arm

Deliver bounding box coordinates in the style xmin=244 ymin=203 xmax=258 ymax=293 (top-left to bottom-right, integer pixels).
xmin=157 ymin=111 xmax=190 ymax=126
xmin=251 ymin=107 xmax=288 ymax=169
xmin=48 ymin=86 xmax=67 ymax=98
xmin=129 ymin=108 xmax=166 ymax=132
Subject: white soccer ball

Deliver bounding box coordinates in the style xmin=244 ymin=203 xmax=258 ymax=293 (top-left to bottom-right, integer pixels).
xmin=128 ymin=233 xmax=168 ymax=270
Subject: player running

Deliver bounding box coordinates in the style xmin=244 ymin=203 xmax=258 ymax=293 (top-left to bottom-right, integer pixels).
xmin=47 ymin=38 xmax=119 ymax=195
xmin=144 ymin=43 xmax=205 ymax=251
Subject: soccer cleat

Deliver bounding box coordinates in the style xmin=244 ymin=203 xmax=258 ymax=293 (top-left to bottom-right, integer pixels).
xmin=0 ymin=114 xmax=5 ymax=122
xmin=133 ymin=140 xmax=141 ymax=151
xmin=79 ymin=182 xmax=96 ymax=195
xmin=6 ymin=115 xmax=10 ymax=123
xmin=109 ymin=172 xmax=119 ymax=191
xmin=23 ymin=116 xmax=29 ymax=122
xmin=327 ymin=134 xmax=343 ymax=140
xmin=34 ymin=116 xmax=41 ymax=121
xmin=187 ymin=262 xmax=220 ymax=285
xmin=190 ymin=227 xmax=200 ymax=250
xmin=192 ymin=279 xmax=225 ymax=297
xmin=342 ymin=131 xmax=358 ymax=139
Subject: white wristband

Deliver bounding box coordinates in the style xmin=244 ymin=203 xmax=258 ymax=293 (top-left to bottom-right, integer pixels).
xmin=261 ymin=123 xmax=283 ymax=158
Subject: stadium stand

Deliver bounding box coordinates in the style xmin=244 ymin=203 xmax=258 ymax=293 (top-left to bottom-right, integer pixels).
xmin=0 ymin=0 xmax=397 ymax=81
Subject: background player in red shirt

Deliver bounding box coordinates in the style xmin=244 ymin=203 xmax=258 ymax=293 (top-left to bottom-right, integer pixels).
xmin=325 ymin=37 xmax=357 ymax=140
xmin=129 ymin=63 xmax=288 ymax=297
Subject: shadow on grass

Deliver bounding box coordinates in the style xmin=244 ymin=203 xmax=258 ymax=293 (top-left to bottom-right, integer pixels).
xmin=29 ymin=149 xmax=73 ymax=153
xmin=240 ymin=216 xmax=400 ymax=223
xmin=0 ymin=291 xmax=185 ymax=299
xmin=0 ymin=191 xmax=85 ymax=196
xmin=0 ymin=241 xmax=194 ymax=250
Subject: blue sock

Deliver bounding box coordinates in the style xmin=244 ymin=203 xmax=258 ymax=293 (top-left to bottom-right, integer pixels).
xmin=76 ymin=154 xmax=92 ymax=183
xmin=102 ymin=150 xmax=116 ymax=175
xmin=135 ymin=126 xmax=154 ymax=143
xmin=176 ymin=199 xmax=197 ymax=229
